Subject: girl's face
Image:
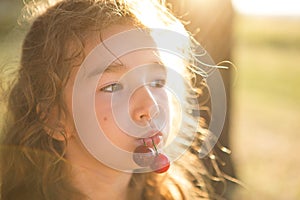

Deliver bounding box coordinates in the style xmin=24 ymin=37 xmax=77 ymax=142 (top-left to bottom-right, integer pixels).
xmin=94 ymin=50 xmax=168 ymax=151
xmin=64 ymin=25 xmax=170 ymax=171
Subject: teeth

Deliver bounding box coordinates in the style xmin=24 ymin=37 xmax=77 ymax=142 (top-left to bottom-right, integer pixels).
xmin=143 ymin=138 xmax=152 ymax=146
xmin=158 ymin=135 xmax=163 ymax=141
xmin=140 ymin=134 xmax=161 ymax=147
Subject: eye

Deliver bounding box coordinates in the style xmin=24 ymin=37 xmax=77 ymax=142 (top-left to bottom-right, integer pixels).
xmin=149 ymin=79 xmax=166 ymax=88
xmin=100 ymin=83 xmax=123 ymax=93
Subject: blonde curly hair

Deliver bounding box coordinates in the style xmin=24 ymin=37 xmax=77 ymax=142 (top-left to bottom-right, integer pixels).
xmin=0 ymin=0 xmax=227 ymax=199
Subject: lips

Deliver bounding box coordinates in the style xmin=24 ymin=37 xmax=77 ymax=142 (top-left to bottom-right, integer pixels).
xmin=138 ymin=131 xmax=163 ymax=148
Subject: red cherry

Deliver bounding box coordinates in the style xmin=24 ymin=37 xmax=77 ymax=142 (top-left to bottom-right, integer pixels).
xmin=133 ymin=145 xmax=155 ymax=167
xmin=150 ymin=153 xmax=170 ymax=173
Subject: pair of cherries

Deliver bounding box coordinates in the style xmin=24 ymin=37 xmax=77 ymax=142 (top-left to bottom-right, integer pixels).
xmin=133 ymin=139 xmax=170 ymax=173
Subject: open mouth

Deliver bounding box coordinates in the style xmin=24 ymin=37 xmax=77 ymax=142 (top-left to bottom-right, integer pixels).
xmin=137 ymin=131 xmax=163 ymax=148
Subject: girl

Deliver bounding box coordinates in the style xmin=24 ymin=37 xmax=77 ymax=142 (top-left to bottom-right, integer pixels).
xmin=0 ymin=0 xmax=229 ymax=199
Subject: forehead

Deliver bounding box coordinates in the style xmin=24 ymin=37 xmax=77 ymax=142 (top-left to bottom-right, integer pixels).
xmin=87 ymin=51 xmax=165 ymax=79
xmin=83 ymin=24 xmax=154 ymax=58
xmin=82 ymin=24 xmax=164 ymax=77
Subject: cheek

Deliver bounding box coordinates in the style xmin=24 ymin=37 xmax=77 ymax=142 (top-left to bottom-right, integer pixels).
xmin=157 ymin=89 xmax=169 ymax=107
xmin=96 ymin=106 xmax=111 ymax=124
xmin=94 ymin=97 xmax=118 ymax=130
xmin=99 ymin=115 xmax=111 ymax=131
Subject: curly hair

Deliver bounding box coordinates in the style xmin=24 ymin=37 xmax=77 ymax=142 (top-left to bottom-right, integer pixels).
xmin=0 ymin=0 xmax=225 ymax=199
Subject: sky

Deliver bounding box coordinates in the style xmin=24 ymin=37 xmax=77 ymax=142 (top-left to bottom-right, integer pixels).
xmin=232 ymin=0 xmax=300 ymax=16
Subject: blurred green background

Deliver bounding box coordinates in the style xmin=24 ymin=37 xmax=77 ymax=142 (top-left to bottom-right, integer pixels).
xmin=1 ymin=1 xmax=300 ymax=199
xmin=231 ymin=15 xmax=300 ymax=199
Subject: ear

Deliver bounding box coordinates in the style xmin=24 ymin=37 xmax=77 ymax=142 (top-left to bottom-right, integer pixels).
xmin=36 ymin=103 xmax=73 ymax=141
xmin=47 ymin=128 xmax=70 ymax=141
xmin=48 ymin=126 xmax=73 ymax=142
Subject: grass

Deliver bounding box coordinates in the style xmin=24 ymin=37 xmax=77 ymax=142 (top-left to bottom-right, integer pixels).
xmin=231 ymin=15 xmax=300 ymax=200
xmin=233 ymin=15 xmax=300 ymax=103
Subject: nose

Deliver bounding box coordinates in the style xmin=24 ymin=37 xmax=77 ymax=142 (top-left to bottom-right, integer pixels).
xmin=130 ymin=86 xmax=159 ymax=125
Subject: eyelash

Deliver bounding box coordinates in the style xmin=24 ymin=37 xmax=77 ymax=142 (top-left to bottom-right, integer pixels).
xmin=148 ymin=79 xmax=166 ymax=88
xmin=100 ymin=82 xmax=123 ymax=93
xmin=99 ymin=79 xmax=166 ymax=93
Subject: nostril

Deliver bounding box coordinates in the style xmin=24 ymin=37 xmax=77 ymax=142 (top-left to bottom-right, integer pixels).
xmin=140 ymin=105 xmax=160 ymax=124
xmin=139 ymin=104 xmax=159 ymax=122
xmin=140 ymin=114 xmax=150 ymax=122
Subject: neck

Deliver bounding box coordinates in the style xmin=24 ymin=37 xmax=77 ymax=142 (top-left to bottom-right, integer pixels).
xmin=71 ymin=164 xmax=131 ymax=200
xmin=66 ymin=137 xmax=132 ymax=200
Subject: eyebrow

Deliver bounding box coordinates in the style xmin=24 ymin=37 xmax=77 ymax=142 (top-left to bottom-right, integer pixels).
xmin=87 ymin=61 xmax=165 ymax=78
xmin=87 ymin=63 xmax=128 ymax=78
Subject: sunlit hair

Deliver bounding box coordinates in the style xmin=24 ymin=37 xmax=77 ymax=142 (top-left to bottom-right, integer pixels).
xmin=0 ymin=0 xmax=227 ymax=199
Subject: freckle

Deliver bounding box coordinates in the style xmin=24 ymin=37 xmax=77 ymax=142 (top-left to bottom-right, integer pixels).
xmin=103 ymin=117 xmax=107 ymax=121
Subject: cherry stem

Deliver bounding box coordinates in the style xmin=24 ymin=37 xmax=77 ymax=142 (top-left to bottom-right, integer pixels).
xmin=151 ymin=138 xmax=158 ymax=156
xmin=143 ymin=139 xmax=146 ymax=146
